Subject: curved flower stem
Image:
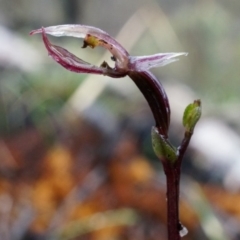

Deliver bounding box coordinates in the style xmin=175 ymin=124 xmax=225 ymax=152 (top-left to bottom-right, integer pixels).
xmin=128 ymin=71 xmax=170 ymax=136
xmin=128 ymin=70 xmax=194 ymax=240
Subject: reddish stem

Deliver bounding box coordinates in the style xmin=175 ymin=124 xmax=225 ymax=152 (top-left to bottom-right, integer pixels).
xmin=162 ymin=131 xmax=193 ymax=240
xmin=163 ymin=163 xmax=181 ymax=240
xmin=128 ymin=70 xmax=193 ymax=240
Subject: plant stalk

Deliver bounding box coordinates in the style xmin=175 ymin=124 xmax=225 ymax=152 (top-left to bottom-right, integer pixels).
xmin=163 ymin=163 xmax=181 ymax=240
xmin=162 ymin=131 xmax=192 ymax=240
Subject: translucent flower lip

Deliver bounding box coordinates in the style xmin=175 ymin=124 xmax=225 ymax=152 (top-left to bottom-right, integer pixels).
xmin=30 ymin=24 xmax=107 ymax=38
xmin=40 ymin=27 xmax=105 ymax=75
xmin=37 ymin=27 xmax=126 ymax=77
xmin=30 ymin=25 xmax=129 ymax=71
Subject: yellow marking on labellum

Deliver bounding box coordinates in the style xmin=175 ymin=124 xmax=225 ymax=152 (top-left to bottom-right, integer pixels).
xmin=82 ymin=34 xmax=101 ymax=48
xmin=82 ymin=34 xmax=112 ymax=50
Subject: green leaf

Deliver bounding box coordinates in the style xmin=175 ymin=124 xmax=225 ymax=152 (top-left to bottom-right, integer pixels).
xmin=151 ymin=126 xmax=177 ymax=163
xmin=183 ymin=99 xmax=202 ymax=133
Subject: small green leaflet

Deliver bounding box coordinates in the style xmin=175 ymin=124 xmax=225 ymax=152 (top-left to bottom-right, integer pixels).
xmin=151 ymin=127 xmax=177 ymax=163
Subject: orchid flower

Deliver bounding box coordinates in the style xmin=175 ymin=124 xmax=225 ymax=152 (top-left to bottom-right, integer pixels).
xmin=30 ymin=25 xmax=201 ymax=240
xmin=30 ymin=24 xmax=187 ymax=136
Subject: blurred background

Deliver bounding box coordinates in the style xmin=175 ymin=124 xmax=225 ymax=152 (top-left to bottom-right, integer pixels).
xmin=1 ymin=0 xmax=240 ymax=239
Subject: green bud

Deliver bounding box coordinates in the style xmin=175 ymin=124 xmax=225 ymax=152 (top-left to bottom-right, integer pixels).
xmin=151 ymin=126 xmax=177 ymax=163
xmin=183 ymin=99 xmax=201 ymax=133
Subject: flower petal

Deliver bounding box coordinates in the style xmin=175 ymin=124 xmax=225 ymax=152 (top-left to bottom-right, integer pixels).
xmin=40 ymin=27 xmax=105 ymax=74
xmin=129 ymin=52 xmax=188 ymax=71
xmin=30 ymin=24 xmax=129 ymax=70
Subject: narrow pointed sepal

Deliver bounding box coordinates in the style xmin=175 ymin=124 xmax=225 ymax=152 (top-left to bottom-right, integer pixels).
xmin=129 ymin=52 xmax=187 ymax=71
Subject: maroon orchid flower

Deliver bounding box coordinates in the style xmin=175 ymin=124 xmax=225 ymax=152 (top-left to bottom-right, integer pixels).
xmin=30 ymin=24 xmax=187 ymax=136
xmin=30 ymin=25 xmax=200 ymax=240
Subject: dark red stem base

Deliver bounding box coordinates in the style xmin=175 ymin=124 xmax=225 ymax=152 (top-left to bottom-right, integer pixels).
xmin=163 ymin=163 xmax=181 ymax=240
xmin=163 ymin=131 xmax=192 ymax=240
